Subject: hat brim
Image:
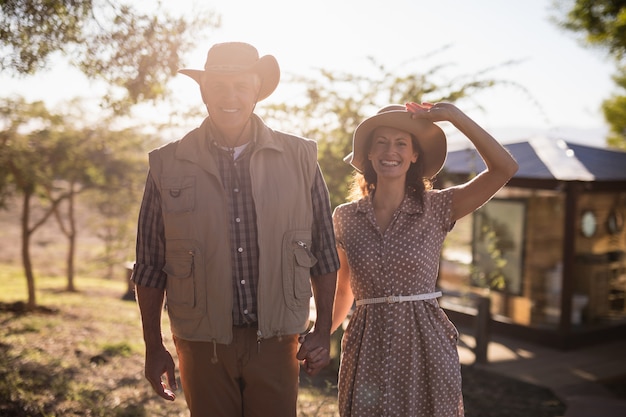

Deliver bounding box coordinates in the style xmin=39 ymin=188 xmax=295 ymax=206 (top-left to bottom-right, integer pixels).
xmin=346 ymin=109 xmax=447 ymax=178
xmin=178 ymin=55 xmax=280 ymax=102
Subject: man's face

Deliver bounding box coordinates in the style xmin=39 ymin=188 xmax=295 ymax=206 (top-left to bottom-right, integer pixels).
xmin=202 ymin=72 xmax=261 ymax=135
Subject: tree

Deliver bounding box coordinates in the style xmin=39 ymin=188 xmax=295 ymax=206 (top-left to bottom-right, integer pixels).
xmin=0 ymin=97 xmax=154 ymax=306
xmin=0 ymin=98 xmax=69 ymax=308
xmin=46 ymin=122 xmax=151 ymax=291
xmin=0 ymin=0 xmax=220 ymax=114
xmin=0 ymin=0 xmax=218 ymax=306
xmin=83 ymin=126 xmax=156 ymax=280
xmin=602 ymin=69 xmax=626 ymax=149
xmin=552 ymin=0 xmax=626 ymax=149
xmin=555 ymin=0 xmax=626 ymax=59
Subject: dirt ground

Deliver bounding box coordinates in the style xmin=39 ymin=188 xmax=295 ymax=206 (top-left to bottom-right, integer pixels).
xmin=300 ymin=361 xmax=569 ymax=417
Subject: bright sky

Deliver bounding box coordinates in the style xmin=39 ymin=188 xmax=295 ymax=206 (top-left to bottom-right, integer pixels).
xmin=1 ymin=0 xmax=617 ymax=147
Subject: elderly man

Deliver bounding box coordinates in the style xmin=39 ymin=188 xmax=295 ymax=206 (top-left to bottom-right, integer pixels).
xmin=131 ymin=42 xmax=339 ymax=417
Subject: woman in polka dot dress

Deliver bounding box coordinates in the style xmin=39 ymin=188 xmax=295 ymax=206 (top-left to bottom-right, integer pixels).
xmin=332 ymin=102 xmax=518 ymax=416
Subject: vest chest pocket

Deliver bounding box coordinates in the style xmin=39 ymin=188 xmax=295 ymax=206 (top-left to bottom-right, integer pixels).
xmin=282 ymin=231 xmax=318 ymax=310
xmin=161 ymin=176 xmax=196 ymax=213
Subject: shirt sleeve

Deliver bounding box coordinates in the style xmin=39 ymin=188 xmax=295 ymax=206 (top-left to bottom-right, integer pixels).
xmin=309 ymin=164 xmax=340 ymax=277
xmin=332 ymin=204 xmax=345 ymax=250
xmin=131 ymin=171 xmax=167 ymax=289
xmin=427 ymin=188 xmax=456 ymax=233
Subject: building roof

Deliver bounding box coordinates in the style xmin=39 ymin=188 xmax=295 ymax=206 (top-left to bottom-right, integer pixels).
xmin=444 ymin=137 xmax=626 ymax=182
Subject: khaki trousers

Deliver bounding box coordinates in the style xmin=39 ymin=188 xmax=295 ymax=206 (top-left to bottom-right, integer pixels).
xmin=174 ymin=328 xmax=299 ymax=417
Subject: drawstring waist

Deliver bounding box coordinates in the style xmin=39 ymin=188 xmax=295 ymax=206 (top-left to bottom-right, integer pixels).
xmin=356 ymin=291 xmax=442 ymax=306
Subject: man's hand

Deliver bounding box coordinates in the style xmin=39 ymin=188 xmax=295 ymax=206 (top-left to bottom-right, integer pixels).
xmin=145 ymin=346 xmax=178 ymax=401
xmin=296 ymin=329 xmax=331 ymax=376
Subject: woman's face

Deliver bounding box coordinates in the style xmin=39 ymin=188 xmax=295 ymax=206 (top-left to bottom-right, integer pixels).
xmin=367 ymin=126 xmax=418 ymax=179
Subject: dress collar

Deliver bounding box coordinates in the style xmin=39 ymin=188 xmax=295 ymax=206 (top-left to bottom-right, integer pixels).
xmin=355 ymin=192 xmax=424 ymax=215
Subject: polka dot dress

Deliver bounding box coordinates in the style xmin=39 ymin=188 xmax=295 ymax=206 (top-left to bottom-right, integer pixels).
xmin=333 ymin=189 xmax=464 ymax=417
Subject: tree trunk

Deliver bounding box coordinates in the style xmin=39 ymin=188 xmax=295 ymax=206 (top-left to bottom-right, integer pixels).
xmin=21 ymin=191 xmax=37 ymax=309
xmin=66 ymin=189 xmax=77 ymax=292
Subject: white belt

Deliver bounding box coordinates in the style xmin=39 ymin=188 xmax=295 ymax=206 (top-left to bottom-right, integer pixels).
xmin=356 ymin=291 xmax=442 ymax=306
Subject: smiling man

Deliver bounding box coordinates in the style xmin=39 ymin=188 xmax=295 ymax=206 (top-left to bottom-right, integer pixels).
xmin=131 ymin=42 xmax=339 ymax=417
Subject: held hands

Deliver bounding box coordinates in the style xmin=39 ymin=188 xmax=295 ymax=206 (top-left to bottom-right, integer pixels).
xmin=145 ymin=346 xmax=178 ymax=401
xmin=296 ymin=328 xmax=331 ymax=376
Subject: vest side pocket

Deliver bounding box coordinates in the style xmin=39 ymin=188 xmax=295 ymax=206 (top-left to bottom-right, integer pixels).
xmin=163 ymin=240 xmax=203 ymax=318
xmin=282 ymin=230 xmax=317 ymax=310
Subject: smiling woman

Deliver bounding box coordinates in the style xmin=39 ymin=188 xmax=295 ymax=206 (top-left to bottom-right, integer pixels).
xmin=331 ymin=101 xmax=517 ymax=416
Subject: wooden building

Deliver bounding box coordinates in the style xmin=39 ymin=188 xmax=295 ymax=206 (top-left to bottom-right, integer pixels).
xmin=439 ymin=137 xmax=626 ymax=349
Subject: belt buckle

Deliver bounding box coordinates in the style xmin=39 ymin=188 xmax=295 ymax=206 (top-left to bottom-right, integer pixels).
xmin=386 ymin=296 xmax=400 ymax=304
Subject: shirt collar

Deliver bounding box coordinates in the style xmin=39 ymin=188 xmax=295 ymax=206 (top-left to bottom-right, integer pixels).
xmin=207 ymin=117 xmax=258 ymax=151
xmin=174 ymin=113 xmax=284 ymax=169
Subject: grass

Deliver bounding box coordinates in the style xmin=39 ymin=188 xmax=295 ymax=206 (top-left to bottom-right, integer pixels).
xmin=0 ymin=265 xmax=338 ymax=417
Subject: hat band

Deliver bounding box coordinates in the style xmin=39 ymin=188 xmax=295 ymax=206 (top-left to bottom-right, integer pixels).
xmin=205 ymin=64 xmax=251 ymax=72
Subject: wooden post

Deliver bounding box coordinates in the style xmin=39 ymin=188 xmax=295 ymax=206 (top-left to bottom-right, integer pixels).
xmin=474 ymin=296 xmax=491 ymax=364
xmin=560 ymin=182 xmax=580 ymax=341
xmin=122 ymin=262 xmax=136 ymax=301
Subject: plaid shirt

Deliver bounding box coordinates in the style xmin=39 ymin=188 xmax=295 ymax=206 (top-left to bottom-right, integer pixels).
xmin=132 ymin=137 xmax=340 ymax=326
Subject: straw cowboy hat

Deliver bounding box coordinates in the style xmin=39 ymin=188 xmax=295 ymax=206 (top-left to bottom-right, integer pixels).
xmin=344 ymin=104 xmax=447 ymax=178
xmin=179 ymin=42 xmax=280 ymax=101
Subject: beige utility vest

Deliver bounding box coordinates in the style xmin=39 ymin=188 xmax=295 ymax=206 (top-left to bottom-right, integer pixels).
xmin=149 ymin=116 xmax=318 ymax=344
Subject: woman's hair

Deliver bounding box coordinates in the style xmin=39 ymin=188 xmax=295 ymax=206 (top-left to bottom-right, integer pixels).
xmin=348 ymin=132 xmax=433 ymax=202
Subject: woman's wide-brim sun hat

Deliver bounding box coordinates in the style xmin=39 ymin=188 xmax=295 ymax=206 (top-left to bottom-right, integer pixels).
xmin=179 ymin=42 xmax=280 ymax=101
xmin=344 ymin=104 xmax=447 ymax=178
